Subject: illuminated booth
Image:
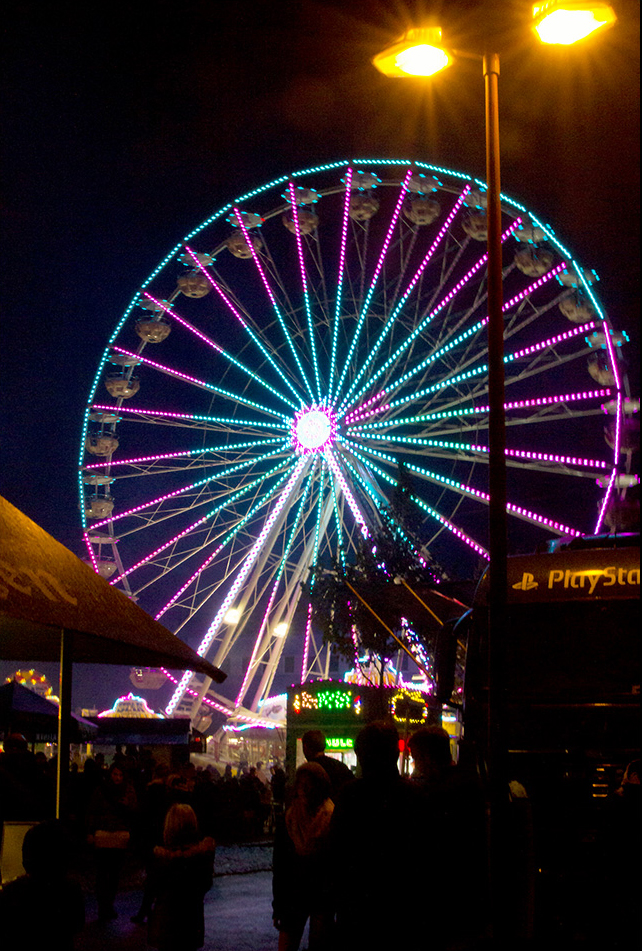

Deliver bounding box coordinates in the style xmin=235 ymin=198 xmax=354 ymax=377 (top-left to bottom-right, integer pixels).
xmin=286 ymin=680 xmax=441 ymax=777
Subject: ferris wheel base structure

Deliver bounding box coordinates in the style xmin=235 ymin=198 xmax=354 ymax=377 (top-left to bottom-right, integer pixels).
xmin=79 ymin=159 xmax=638 ymax=726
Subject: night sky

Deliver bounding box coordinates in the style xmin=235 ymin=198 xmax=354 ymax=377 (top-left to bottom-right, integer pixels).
xmin=1 ymin=0 xmax=639 ymax=712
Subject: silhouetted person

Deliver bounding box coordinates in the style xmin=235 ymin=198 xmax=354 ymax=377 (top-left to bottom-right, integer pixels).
xmin=273 ymin=762 xmax=335 ymax=951
xmin=147 ymin=803 xmax=215 ymax=951
xmin=0 ymin=733 xmax=51 ymax=821
xmin=330 ymin=721 xmax=429 ymax=949
xmin=302 ymin=730 xmax=353 ymax=801
xmin=86 ymin=763 xmax=138 ymax=921
xmin=0 ymin=820 xmax=84 ymax=950
xmin=409 ymin=726 xmax=486 ymax=948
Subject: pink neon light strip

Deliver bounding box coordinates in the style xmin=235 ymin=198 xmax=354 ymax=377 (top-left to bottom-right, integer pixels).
xmin=235 ymin=575 xmax=281 ymax=707
xmin=160 ymin=668 xmax=233 ymax=717
xmin=88 ymin=447 xmax=282 ymax=531
xmin=594 ymin=321 xmax=623 ymax=533
xmin=347 ymin=388 xmax=612 ymax=435
xmin=83 ymin=533 xmax=100 ymax=571
xmin=337 ymin=186 xmax=497 ymax=415
xmin=394 ymin=184 xmax=474 ymax=309
xmin=155 ymin=545 xmax=223 ymax=620
xmin=166 ymin=457 xmax=307 ymax=714
xmin=370 ymin=431 xmax=610 ymax=470
xmin=90 ymin=403 xmax=285 ymax=431
xmin=502 ymin=448 xmax=609 ymax=469
xmin=144 ymin=293 xmax=296 ymax=409
xmin=474 ymin=388 xmax=612 ymax=414
xmin=344 ymin=401 xmax=392 ymax=426
xmin=84 ymin=439 xmax=278 ymax=471
xmin=507 ymin=320 xmax=597 ymax=362
xmin=109 ymin=460 xmax=288 ymax=583
xmin=111 ymin=347 xmax=284 ymax=418
xmin=232 ymin=208 xmax=314 ymax=400
xmin=184 ymin=246 xmax=303 ymax=404
xmin=287 ymin=182 xmax=322 ymax=399
xmin=300 ymin=602 xmax=314 ymax=682
xmin=502 ymin=261 xmax=567 ymax=312
xmin=323 ymin=448 xmax=370 ymax=538
xmin=334 ymin=169 xmax=414 ymax=401
xmin=329 ymin=167 xmax=353 ymax=399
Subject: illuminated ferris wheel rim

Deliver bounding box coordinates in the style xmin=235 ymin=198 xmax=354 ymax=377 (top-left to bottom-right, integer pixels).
xmin=78 ymin=157 xmax=633 ymax=725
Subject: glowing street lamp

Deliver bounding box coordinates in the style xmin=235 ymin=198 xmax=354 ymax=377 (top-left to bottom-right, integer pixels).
xmin=533 ymin=1 xmax=617 ymax=45
xmin=372 ymin=27 xmax=452 ymax=78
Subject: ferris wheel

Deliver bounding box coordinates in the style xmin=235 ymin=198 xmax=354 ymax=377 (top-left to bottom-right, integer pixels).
xmin=80 ymin=158 xmax=636 ymax=726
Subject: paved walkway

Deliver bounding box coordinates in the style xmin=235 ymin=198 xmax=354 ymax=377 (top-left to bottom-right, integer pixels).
xmin=75 ymin=844 xmax=300 ymax=951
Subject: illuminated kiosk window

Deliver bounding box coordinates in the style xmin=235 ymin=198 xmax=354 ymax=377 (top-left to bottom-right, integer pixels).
xmin=291 ymin=406 xmax=337 ymax=453
xmin=292 ymin=687 xmax=358 ymax=714
xmin=326 ymin=737 xmax=354 ymax=750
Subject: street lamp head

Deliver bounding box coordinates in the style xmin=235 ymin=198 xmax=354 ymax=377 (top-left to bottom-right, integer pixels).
xmin=532 ymin=1 xmax=617 ymax=45
xmin=372 ymin=27 xmax=452 ymax=78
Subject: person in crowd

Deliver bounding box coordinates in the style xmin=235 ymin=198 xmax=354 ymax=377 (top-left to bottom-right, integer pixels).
xmin=86 ymin=762 xmax=138 ymax=921
xmin=0 ymin=732 xmax=52 ymax=821
xmin=329 ymin=721 xmax=430 ymax=950
xmin=240 ymin=765 xmax=266 ymax=838
xmin=131 ymin=763 xmax=170 ymax=926
xmin=147 ymin=803 xmax=215 ymax=951
xmin=0 ymin=820 xmax=85 ymax=950
xmin=301 ymin=730 xmax=353 ymax=802
xmin=273 ymin=762 xmax=335 ymax=951
xmin=409 ymin=726 xmax=487 ymax=948
xmin=271 ymin=763 xmax=287 ymax=804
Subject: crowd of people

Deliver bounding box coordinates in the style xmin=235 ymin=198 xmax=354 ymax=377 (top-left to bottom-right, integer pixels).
xmin=2 ymin=726 xmax=638 ymax=950
xmin=0 ymin=734 xmax=285 ymax=949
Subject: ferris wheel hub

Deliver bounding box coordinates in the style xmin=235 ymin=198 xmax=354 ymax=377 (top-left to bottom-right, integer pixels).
xmin=292 ymin=405 xmax=337 ymax=453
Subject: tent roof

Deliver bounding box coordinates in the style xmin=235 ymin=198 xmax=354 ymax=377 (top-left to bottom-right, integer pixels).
xmin=0 ymin=496 xmax=226 ymax=684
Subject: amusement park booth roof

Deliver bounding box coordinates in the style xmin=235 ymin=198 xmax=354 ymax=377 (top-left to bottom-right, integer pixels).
xmin=0 ymin=680 xmax=97 ymax=744
xmin=0 ymin=495 xmax=226 ymax=813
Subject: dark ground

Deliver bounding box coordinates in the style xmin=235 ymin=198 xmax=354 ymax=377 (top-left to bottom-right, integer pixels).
xmin=74 ymin=843 xmax=283 ymax=951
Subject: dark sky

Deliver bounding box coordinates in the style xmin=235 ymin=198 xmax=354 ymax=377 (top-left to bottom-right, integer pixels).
xmin=1 ymin=0 xmax=639 ymax=710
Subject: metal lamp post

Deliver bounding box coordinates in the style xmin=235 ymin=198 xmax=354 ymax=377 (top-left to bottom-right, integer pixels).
xmin=372 ymin=2 xmax=618 ymax=938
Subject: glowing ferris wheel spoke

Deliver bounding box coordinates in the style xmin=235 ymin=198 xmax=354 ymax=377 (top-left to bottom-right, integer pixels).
xmin=90 ymin=402 xmax=288 ymax=433
xmin=301 ymin=466 xmax=329 ymax=681
xmin=110 ymin=347 xmax=286 ymax=419
xmin=184 ymin=246 xmax=304 ymax=404
xmin=232 ymin=208 xmax=315 ymax=401
xmin=344 ymin=443 xmax=489 ymax=558
xmin=287 ymin=183 xmax=322 ymax=400
xmin=349 ymin=388 xmax=613 ymax=434
xmin=87 ymin=447 xmax=286 ymax=532
xmin=323 ymin=448 xmax=370 ymax=538
xmin=235 ymin=463 xmax=316 ymax=707
xmin=343 ymin=254 xmax=567 ymax=420
xmin=328 ymin=166 xmax=353 ymax=400
xmin=338 ymin=183 xmax=474 ymax=415
xmin=346 ymin=439 xmax=583 ymax=537
xmin=83 ymin=437 xmax=284 ymax=472
xmin=591 ymin=301 xmax=623 ymax=533
xmin=109 ymin=459 xmax=291 ymax=585
xmin=154 ymin=470 xmax=291 ymax=620
xmin=343 ymin=223 xmax=521 ymax=420
xmin=165 ymin=455 xmax=308 ymax=715
xmin=333 ymin=169 xmax=414 ymax=404
xmin=380 ymin=314 xmax=598 ymax=418
xmin=143 ymin=293 xmax=299 ymax=411
xmin=363 ymin=431 xmax=610 ymax=472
